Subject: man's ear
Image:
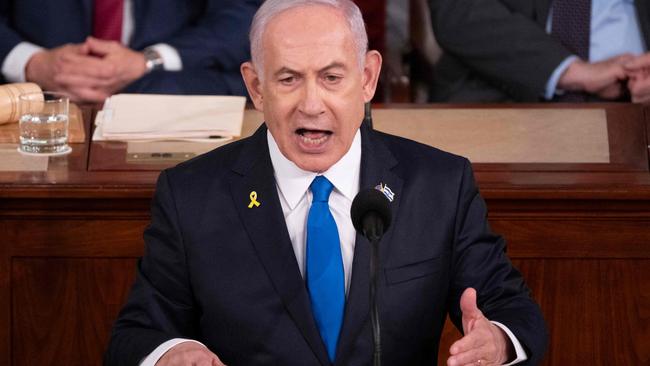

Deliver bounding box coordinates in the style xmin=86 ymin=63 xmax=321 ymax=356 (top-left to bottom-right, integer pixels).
xmin=241 ymin=62 xmax=264 ymax=111
xmin=361 ymin=50 xmax=382 ymax=103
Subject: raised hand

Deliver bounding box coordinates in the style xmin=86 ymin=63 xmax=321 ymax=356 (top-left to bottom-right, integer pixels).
xmin=447 ymin=288 xmax=513 ymax=366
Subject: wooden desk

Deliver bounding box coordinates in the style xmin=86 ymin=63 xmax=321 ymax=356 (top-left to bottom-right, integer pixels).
xmin=1 ymin=104 xmax=649 ymax=365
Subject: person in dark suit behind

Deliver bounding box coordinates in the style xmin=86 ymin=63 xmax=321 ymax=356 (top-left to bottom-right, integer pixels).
xmin=428 ymin=0 xmax=649 ymax=103
xmin=0 ymin=0 xmax=262 ymax=102
xmin=105 ymin=0 xmax=547 ymax=365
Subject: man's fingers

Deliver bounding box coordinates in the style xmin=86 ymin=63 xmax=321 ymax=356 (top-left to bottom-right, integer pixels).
xmin=448 ymin=330 xmax=502 ymax=366
xmin=57 ymin=52 xmax=115 ymax=78
xmin=460 ymin=288 xmax=483 ymax=333
xmin=612 ymin=53 xmax=635 ymax=65
xmin=628 ymin=76 xmax=650 ymax=103
xmin=624 ymin=53 xmax=650 ymax=71
xmin=631 ymin=89 xmax=650 ymax=104
xmin=85 ymin=36 xmax=120 ymax=56
xmin=67 ymin=87 xmax=110 ymax=103
xmin=54 ymin=73 xmax=115 ymax=89
xmin=450 ymin=326 xmax=485 ymax=355
xmin=447 ymin=345 xmax=484 ymax=366
xmin=597 ymin=82 xmax=624 ymax=100
xmin=460 ymin=288 xmax=479 ymax=316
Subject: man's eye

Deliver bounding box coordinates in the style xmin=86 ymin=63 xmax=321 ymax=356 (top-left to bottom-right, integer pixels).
xmin=325 ymin=75 xmax=342 ymax=83
xmin=280 ymin=76 xmax=296 ymax=85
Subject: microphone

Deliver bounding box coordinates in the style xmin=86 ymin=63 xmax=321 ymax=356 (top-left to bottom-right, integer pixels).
xmin=350 ymin=188 xmax=392 ymax=366
xmin=351 ymin=188 xmax=391 ymax=241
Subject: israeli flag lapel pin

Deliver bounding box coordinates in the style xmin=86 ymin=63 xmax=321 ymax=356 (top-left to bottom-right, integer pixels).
xmin=374 ymin=182 xmax=395 ymax=202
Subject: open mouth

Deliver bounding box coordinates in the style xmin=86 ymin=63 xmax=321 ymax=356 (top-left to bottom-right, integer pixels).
xmin=296 ymin=128 xmax=332 ymax=146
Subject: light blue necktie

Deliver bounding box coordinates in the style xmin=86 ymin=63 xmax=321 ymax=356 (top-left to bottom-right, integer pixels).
xmin=306 ymin=176 xmax=345 ymax=362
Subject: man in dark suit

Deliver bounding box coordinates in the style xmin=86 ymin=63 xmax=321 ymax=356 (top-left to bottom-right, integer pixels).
xmin=428 ymin=0 xmax=649 ymax=102
xmin=105 ymin=1 xmax=547 ymax=365
xmin=0 ymin=0 xmax=262 ymax=101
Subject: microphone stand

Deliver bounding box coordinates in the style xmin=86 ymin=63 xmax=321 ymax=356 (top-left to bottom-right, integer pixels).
xmin=369 ymin=236 xmax=381 ymax=366
xmin=364 ymin=216 xmax=383 ymax=366
xmin=364 ymin=102 xmax=373 ymax=129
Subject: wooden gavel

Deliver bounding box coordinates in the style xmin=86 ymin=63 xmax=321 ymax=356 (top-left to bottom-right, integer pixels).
xmin=0 ymin=83 xmax=43 ymax=125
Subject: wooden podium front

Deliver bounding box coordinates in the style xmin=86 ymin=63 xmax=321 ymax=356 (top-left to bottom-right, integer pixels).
xmin=1 ymin=104 xmax=649 ymax=365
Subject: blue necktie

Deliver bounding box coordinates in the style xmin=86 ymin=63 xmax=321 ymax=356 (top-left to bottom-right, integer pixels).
xmin=306 ymin=176 xmax=345 ymax=362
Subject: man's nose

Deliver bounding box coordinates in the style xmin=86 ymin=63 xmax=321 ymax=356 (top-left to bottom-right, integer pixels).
xmin=298 ymin=80 xmax=326 ymax=116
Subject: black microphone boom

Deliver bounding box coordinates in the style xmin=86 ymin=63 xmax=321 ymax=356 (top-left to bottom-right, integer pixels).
xmin=350 ymin=188 xmax=392 ymax=366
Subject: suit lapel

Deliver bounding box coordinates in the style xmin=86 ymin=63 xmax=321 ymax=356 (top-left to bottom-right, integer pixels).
xmin=129 ymin=0 xmax=146 ymax=47
xmin=80 ymin=0 xmax=93 ymax=33
xmin=335 ymin=125 xmax=404 ymax=365
xmin=228 ymin=125 xmax=330 ymax=366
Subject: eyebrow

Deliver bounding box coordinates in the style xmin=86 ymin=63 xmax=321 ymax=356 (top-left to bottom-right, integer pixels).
xmin=273 ymin=67 xmax=300 ymax=78
xmin=272 ymin=62 xmax=348 ymax=78
xmin=320 ymin=62 xmax=347 ymax=72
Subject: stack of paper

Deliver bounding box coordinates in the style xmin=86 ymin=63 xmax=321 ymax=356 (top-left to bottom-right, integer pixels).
xmin=93 ymin=94 xmax=246 ymax=142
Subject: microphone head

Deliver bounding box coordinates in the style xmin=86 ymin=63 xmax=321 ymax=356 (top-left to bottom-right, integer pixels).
xmin=351 ymin=188 xmax=392 ymax=234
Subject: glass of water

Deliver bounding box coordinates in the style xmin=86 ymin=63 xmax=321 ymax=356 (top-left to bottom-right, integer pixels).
xmin=18 ymin=91 xmax=71 ymax=155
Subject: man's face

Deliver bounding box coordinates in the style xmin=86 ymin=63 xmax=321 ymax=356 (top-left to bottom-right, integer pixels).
xmin=241 ymin=5 xmax=381 ymax=172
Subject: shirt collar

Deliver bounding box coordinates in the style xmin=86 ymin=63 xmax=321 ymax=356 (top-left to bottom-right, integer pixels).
xmin=267 ymin=128 xmax=361 ymax=210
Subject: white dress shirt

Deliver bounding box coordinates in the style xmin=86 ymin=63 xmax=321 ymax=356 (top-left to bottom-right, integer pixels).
xmin=141 ymin=129 xmax=527 ymax=365
xmin=268 ymin=129 xmax=361 ymax=293
xmin=1 ymin=0 xmax=181 ymax=83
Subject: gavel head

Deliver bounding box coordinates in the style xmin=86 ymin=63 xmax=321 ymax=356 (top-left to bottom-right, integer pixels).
xmin=0 ymin=83 xmax=43 ymax=125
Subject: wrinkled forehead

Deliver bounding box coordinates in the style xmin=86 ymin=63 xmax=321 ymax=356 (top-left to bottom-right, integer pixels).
xmin=265 ymin=4 xmax=351 ymax=36
xmin=262 ymin=5 xmax=358 ymax=70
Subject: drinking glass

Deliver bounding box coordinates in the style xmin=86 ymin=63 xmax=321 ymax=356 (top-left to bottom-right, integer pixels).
xmin=18 ymin=91 xmax=71 ymax=155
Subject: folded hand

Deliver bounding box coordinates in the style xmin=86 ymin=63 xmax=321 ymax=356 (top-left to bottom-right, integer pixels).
xmin=25 ymin=37 xmax=148 ymax=103
xmin=624 ymin=53 xmax=650 ymax=104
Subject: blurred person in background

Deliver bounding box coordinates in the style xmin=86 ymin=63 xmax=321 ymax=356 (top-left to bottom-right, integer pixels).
xmin=429 ymin=0 xmax=650 ymax=103
xmin=0 ymin=0 xmax=262 ymax=102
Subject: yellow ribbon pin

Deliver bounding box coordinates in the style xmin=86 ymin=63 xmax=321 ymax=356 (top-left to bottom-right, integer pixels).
xmin=248 ymin=191 xmax=261 ymax=208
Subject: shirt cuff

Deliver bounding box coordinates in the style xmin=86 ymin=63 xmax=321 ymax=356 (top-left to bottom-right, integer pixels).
xmin=1 ymin=42 xmax=44 ymax=83
xmin=544 ymin=55 xmax=579 ymax=100
xmin=139 ymin=338 xmax=206 ymax=366
xmin=148 ymin=43 xmax=182 ymax=71
xmin=490 ymin=321 xmax=528 ymax=365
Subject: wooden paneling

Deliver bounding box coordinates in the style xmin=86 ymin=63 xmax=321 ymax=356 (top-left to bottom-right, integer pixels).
xmin=521 ymin=259 xmax=650 ymax=365
xmin=0 ymin=221 xmax=10 ymax=366
xmin=490 ymin=218 xmax=650 ymax=258
xmin=5 ymin=219 xmax=147 ymax=257
xmin=12 ymin=258 xmax=137 ymax=366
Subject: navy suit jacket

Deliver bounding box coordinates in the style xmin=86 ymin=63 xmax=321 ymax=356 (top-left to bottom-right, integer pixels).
xmin=105 ymin=124 xmax=547 ymax=365
xmin=0 ymin=0 xmax=261 ymax=95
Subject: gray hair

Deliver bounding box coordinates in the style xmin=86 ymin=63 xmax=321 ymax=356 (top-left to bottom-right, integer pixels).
xmin=249 ymin=0 xmax=369 ymax=77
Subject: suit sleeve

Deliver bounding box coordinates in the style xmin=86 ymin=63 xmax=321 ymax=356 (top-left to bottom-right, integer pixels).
xmin=105 ymin=170 xmax=199 ymax=366
xmin=161 ymin=0 xmax=262 ymax=71
xmin=0 ymin=0 xmax=27 ymax=66
xmin=447 ymin=159 xmax=548 ymax=365
xmin=429 ymin=0 xmax=572 ymax=99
